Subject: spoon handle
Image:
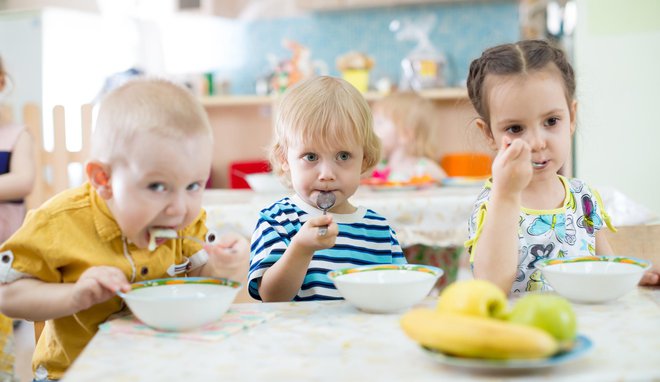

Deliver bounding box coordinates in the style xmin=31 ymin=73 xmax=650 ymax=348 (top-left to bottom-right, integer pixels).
xmin=318 ymin=209 xmax=329 ymax=236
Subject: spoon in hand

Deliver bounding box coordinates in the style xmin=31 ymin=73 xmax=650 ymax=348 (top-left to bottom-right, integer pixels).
xmin=316 ymin=191 xmax=336 ymax=236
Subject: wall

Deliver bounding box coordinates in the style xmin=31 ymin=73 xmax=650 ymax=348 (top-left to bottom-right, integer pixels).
xmin=222 ymin=1 xmax=520 ymax=94
xmin=574 ymin=0 xmax=660 ymax=218
xmin=0 ymin=9 xmax=42 ymax=121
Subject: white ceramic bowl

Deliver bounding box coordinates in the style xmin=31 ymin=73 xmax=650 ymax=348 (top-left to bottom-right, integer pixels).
xmin=118 ymin=277 xmax=241 ymax=331
xmin=328 ymin=264 xmax=443 ymax=313
xmin=536 ymin=256 xmax=651 ymax=304
xmin=245 ymin=173 xmax=288 ymax=193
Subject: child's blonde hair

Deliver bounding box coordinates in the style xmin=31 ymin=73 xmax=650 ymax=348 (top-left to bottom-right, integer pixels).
xmin=92 ymin=78 xmax=212 ymax=164
xmin=270 ymin=76 xmax=381 ymax=177
xmin=372 ymin=91 xmax=439 ymax=159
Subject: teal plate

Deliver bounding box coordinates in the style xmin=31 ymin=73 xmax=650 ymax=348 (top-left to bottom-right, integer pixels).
xmin=422 ymin=334 xmax=593 ymax=370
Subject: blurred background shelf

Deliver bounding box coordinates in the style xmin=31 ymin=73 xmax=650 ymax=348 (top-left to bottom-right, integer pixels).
xmin=200 ymin=87 xmax=468 ymax=107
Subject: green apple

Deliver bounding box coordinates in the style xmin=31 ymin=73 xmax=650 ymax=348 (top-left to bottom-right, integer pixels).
xmin=436 ymin=279 xmax=508 ymax=318
xmin=508 ymin=294 xmax=577 ymax=342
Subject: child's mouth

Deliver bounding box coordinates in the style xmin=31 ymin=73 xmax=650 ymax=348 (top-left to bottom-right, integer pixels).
xmin=532 ymin=160 xmax=548 ymax=169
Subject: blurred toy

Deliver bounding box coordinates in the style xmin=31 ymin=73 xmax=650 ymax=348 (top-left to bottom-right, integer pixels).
xmin=270 ymin=39 xmax=328 ymax=94
xmin=336 ymin=51 xmax=374 ymax=93
xmin=391 ymin=15 xmax=446 ymax=90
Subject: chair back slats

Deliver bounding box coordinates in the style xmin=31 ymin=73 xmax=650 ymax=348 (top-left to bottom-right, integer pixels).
xmin=9 ymin=103 xmax=94 ymax=209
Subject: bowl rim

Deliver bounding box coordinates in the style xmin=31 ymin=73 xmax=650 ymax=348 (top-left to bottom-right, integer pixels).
xmin=327 ymin=264 xmax=443 ymax=282
xmin=118 ymin=277 xmax=242 ymax=301
xmin=535 ymin=255 xmax=651 ymax=272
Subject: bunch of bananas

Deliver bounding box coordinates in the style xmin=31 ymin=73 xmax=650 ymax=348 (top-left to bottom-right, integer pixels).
xmin=400 ymin=280 xmax=577 ymax=359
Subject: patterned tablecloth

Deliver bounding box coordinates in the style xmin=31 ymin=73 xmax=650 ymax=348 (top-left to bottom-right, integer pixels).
xmin=202 ymin=186 xmax=482 ymax=248
xmin=62 ymin=286 xmax=660 ymax=381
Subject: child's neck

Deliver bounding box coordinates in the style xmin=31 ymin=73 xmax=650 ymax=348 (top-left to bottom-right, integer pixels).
xmin=521 ymin=174 xmax=566 ymax=210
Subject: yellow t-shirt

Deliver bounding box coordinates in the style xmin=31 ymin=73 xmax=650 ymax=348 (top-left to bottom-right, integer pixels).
xmin=0 ymin=182 xmax=209 ymax=380
xmin=0 ymin=314 xmax=14 ymax=381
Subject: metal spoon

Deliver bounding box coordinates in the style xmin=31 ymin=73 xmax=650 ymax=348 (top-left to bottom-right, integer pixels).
xmin=316 ymin=191 xmax=336 ymax=236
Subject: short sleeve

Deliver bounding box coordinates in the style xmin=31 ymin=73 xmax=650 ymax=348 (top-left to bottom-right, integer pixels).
xmin=464 ymin=186 xmax=491 ymax=264
xmin=247 ymin=211 xmax=292 ymax=300
xmin=0 ymin=209 xmax=63 ymax=283
xmin=389 ymin=227 xmax=407 ymax=264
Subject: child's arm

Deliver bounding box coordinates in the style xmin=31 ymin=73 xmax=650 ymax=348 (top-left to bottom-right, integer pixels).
xmin=472 ymin=138 xmax=532 ymax=293
xmin=0 ymin=265 xmax=130 ymax=321
xmin=0 ymin=131 xmax=35 ymax=201
xmin=259 ymin=214 xmax=337 ymax=302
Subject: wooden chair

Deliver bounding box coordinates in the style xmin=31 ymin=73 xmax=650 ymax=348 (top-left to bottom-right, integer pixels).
xmin=23 ymin=104 xmax=93 ymax=209
xmin=604 ymin=224 xmax=660 ymax=272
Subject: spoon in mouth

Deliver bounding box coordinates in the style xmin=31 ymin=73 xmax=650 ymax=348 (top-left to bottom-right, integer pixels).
xmin=316 ymin=191 xmax=336 ymax=236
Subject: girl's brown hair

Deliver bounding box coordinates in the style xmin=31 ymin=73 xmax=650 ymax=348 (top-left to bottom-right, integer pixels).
xmin=467 ymin=39 xmax=575 ymax=125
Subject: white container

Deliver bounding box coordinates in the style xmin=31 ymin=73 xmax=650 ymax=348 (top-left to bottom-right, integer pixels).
xmin=537 ymin=256 xmax=651 ymax=304
xmin=119 ymin=277 xmax=241 ymax=331
xmin=328 ymin=264 xmax=442 ymax=313
xmin=245 ymin=173 xmax=288 ymax=193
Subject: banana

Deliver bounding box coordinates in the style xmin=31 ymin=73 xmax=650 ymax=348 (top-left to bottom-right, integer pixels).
xmin=400 ymin=309 xmax=559 ymax=359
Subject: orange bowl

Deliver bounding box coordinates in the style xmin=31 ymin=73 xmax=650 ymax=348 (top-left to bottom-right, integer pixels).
xmin=441 ymin=152 xmax=492 ymax=177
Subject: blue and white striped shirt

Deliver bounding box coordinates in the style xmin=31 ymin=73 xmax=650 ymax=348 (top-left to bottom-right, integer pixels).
xmin=248 ymin=195 xmax=406 ymax=301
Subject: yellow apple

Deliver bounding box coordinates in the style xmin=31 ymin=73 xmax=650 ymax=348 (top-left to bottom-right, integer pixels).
xmin=436 ymin=279 xmax=508 ymax=318
xmin=507 ymin=294 xmax=577 ymax=342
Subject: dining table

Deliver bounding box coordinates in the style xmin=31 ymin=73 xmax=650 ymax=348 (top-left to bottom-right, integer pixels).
xmin=201 ymin=185 xmax=483 ymax=248
xmin=62 ymin=282 xmax=660 ymax=381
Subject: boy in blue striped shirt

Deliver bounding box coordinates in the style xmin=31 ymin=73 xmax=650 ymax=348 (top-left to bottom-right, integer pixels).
xmin=248 ymin=76 xmax=407 ymax=302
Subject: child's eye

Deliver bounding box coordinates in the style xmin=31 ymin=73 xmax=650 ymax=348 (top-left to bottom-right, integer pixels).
xmin=187 ymin=182 xmax=202 ymax=192
xmin=302 ymin=153 xmax=318 ymax=162
xmin=336 ymin=151 xmax=351 ymax=161
xmin=545 ymin=117 xmax=559 ymax=126
xmin=506 ymin=125 xmax=523 ymax=134
xmin=148 ymin=183 xmax=166 ymax=192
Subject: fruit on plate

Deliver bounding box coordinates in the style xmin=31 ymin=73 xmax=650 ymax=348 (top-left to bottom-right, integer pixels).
xmin=436 ymin=279 xmax=508 ymax=318
xmin=507 ymin=294 xmax=577 ymax=343
xmin=400 ymin=309 xmax=559 ymax=359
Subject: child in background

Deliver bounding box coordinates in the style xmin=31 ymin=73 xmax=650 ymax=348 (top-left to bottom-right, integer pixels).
xmin=249 ymin=76 xmax=406 ymax=302
xmin=464 ymin=40 xmax=658 ymax=294
xmin=0 ymin=79 xmax=248 ymax=381
xmin=371 ymin=91 xmax=445 ymax=183
xmin=0 ymin=55 xmax=35 ymax=382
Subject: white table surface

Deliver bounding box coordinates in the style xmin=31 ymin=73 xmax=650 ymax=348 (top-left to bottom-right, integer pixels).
xmin=62 ymin=287 xmax=660 ymax=382
xmin=202 ymin=186 xmax=482 ymax=248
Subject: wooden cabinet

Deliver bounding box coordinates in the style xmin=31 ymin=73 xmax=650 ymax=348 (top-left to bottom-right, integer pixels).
xmin=203 ymin=88 xmax=491 ymax=188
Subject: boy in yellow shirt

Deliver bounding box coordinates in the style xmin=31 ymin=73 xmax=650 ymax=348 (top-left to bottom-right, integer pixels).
xmin=0 ymin=79 xmax=247 ymax=381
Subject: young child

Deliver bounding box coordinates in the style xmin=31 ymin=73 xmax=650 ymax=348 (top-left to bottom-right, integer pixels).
xmin=0 ymin=79 xmax=248 ymax=381
xmin=0 ymin=55 xmax=35 ymax=382
xmin=371 ymin=91 xmax=445 ymax=182
xmin=464 ymin=40 xmax=658 ymax=294
xmin=248 ymin=76 xmax=407 ymax=302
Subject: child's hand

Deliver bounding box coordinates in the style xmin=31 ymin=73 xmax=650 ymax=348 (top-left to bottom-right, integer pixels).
xmin=73 ymin=266 xmax=130 ymax=312
xmin=491 ymin=137 xmax=533 ymax=194
xmin=639 ymin=270 xmax=660 ymax=286
xmin=292 ymin=214 xmax=338 ymax=253
xmin=203 ymin=231 xmax=250 ymax=279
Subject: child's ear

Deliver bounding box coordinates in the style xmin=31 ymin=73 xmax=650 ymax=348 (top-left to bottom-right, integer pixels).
xmin=476 ymin=118 xmax=497 ymax=150
xmin=86 ymin=161 xmax=112 ymax=199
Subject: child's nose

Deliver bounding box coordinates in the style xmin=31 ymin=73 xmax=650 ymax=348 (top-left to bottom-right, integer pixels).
xmin=165 ymin=192 xmax=187 ymax=216
xmin=318 ymin=161 xmax=336 ymax=181
xmin=527 ymin=130 xmax=547 ymax=151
